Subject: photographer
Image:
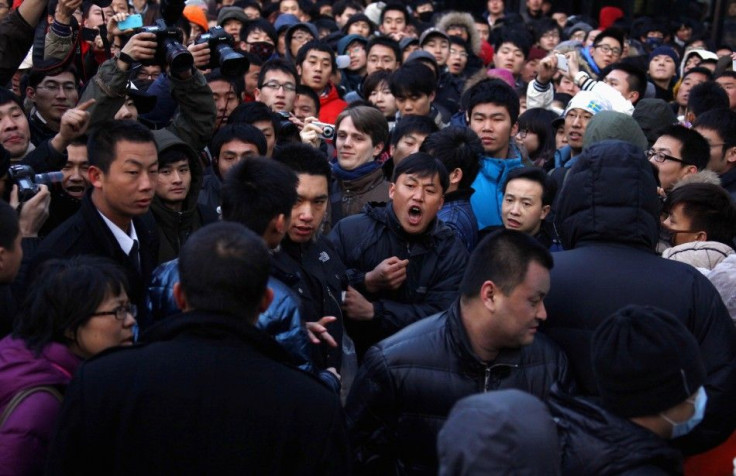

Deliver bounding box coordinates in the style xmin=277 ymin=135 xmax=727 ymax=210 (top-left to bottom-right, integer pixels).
xmin=0 ymin=0 xmax=52 ymax=86
xmin=78 ymin=12 xmax=216 ymax=154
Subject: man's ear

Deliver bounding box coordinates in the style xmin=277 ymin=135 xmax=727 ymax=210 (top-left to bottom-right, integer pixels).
xmin=725 ymin=146 xmax=736 ymax=164
xmin=296 ymin=64 xmax=303 ymax=77
xmin=373 ymin=141 xmax=385 ymax=158
xmin=450 ymin=168 xmax=463 ymax=185
xmin=540 ymin=204 xmax=551 ymax=220
xmin=274 ymin=213 xmax=287 ymax=234
xmin=88 ymin=165 xmax=104 ymax=189
xmin=25 ymin=86 xmax=35 ymax=101
xmin=173 ymin=282 xmax=190 ymax=312
xmin=388 ymin=181 xmax=396 ymax=200
xmin=479 ymin=280 xmax=498 ymax=312
xmin=694 ymin=230 xmax=708 ymax=242
xmin=510 ymin=121 xmax=519 ymax=137
xmin=685 ymin=110 xmax=696 ymax=125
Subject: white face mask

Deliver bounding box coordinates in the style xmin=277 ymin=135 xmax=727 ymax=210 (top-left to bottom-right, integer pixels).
xmin=659 ymin=386 xmax=707 ymax=439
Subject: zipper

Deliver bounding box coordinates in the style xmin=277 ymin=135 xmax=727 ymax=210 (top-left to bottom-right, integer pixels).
xmin=482 ymin=362 xmax=520 ymax=392
xmin=483 ymin=366 xmax=491 ymax=392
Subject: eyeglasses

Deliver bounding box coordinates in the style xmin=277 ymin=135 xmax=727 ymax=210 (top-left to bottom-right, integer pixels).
xmin=136 ymin=71 xmax=161 ymax=81
xmin=595 ymin=44 xmax=622 ymax=56
xmin=90 ymin=303 xmax=137 ymax=321
xmin=516 ymin=129 xmax=528 ymax=139
xmin=292 ymin=33 xmax=314 ymax=42
xmin=347 ymin=46 xmax=365 ymax=55
xmin=646 ymin=148 xmax=689 ymax=165
xmin=261 ymin=81 xmax=296 ymax=92
xmin=36 ymin=81 xmax=77 ymax=93
xmin=449 ymin=48 xmax=468 ymax=58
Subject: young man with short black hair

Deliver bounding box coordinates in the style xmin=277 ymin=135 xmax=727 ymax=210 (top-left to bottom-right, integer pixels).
xmin=693 ymin=108 xmax=736 ymax=199
xmin=389 ymin=114 xmax=438 ymax=165
xmin=295 ymin=40 xmax=347 ymax=124
xmin=390 ymin=62 xmax=448 ymax=126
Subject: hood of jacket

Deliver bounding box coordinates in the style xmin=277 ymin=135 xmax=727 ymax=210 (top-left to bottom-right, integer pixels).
xmin=438 ymin=389 xmax=561 ymax=475
xmin=436 ymin=11 xmax=481 ymax=55
xmin=150 ymin=129 xmax=204 ymax=221
xmin=582 ymin=110 xmax=648 ymax=152
xmin=672 ymin=169 xmax=721 ymax=188
xmin=0 ymin=336 xmax=81 ymax=405
xmin=662 ymin=240 xmax=734 ymax=271
xmin=555 ymin=140 xmax=661 ymax=250
xmin=632 ymin=98 xmax=678 ymax=148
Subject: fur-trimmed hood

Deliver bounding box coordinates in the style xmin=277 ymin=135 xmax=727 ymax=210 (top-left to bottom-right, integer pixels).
xmin=436 ymin=11 xmax=481 ymax=55
xmin=673 ymin=169 xmax=722 ymax=188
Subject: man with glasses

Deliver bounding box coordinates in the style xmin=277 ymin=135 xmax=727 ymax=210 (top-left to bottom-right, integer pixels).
xmin=649 ymin=124 xmax=710 ymax=195
xmin=25 ymin=63 xmax=79 ymax=146
xmin=254 ymin=58 xmax=298 ymax=114
xmin=581 ymin=27 xmax=624 ymax=79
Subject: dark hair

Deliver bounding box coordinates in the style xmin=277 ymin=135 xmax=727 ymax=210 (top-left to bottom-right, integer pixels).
xmin=210 ymin=123 xmax=267 ymax=162
xmin=362 ymin=70 xmax=392 ymax=99
xmin=391 ymin=114 xmax=438 ymax=146
xmin=392 ymin=151 xmax=449 ymax=193
xmin=179 ymin=222 xmax=270 ymax=321
xmin=335 ymin=105 xmax=389 ymax=148
xmin=681 ymin=66 xmax=713 ymax=83
xmin=0 ymin=87 xmax=23 ymax=108
xmin=460 ymin=229 xmax=553 ymax=297
xmin=242 ymin=18 xmax=277 ymax=44
xmin=257 ymin=57 xmax=298 ymax=87
xmin=503 ymin=167 xmax=556 ymax=206
xmin=594 ymin=27 xmax=625 ymax=49
xmin=87 ymin=120 xmax=155 ymax=173
xmin=531 ymin=18 xmax=561 ymax=44
xmin=228 ymin=101 xmax=278 ymax=130
xmin=27 ymin=59 xmax=79 ymax=89
xmin=664 ymin=183 xmax=736 ymax=248
xmin=516 ymin=108 xmax=558 ymax=165
xmin=380 ymin=1 xmax=408 ymax=25
xmin=333 ymin=0 xmax=363 ymax=17
xmin=13 ymin=256 xmax=129 ymax=355
xmin=420 ymin=126 xmax=482 ymax=189
xmin=465 ymin=78 xmax=520 ymax=124
xmin=295 ymin=85 xmax=320 ymax=115
xmin=692 ymin=108 xmax=736 ymax=152
xmin=295 ymin=40 xmax=337 ymax=73
xmin=158 ymin=146 xmax=191 ymax=168
xmin=366 ymin=36 xmax=401 ymax=65
xmin=342 ymin=12 xmax=376 ymax=35
xmin=205 ymin=68 xmax=244 ymax=97
xmin=603 ymin=62 xmax=648 ymax=103
xmin=493 ymin=29 xmax=532 ymax=59
xmin=273 ymin=143 xmax=330 ymax=181
xmin=389 ymin=62 xmax=436 ymax=98
xmin=687 ymin=81 xmax=729 ymax=118
xmin=0 ymin=200 xmax=19 ymax=249
xmin=658 ymin=124 xmax=710 ymax=171
xmin=716 ymin=70 xmax=736 ymax=81
xmin=220 ymin=157 xmax=298 ymax=236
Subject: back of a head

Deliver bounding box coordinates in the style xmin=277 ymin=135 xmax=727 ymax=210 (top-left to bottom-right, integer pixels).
xmin=220 ymin=157 xmax=298 ymax=235
xmin=633 ymin=98 xmax=678 ymax=148
xmin=228 ymin=101 xmax=274 ymax=126
xmin=438 ymin=389 xmax=560 ymax=476
xmin=178 ymin=222 xmax=270 ymax=322
xmin=555 ymin=140 xmax=660 ymax=250
xmin=420 ymin=126 xmax=483 ymax=189
xmin=88 ymin=120 xmax=155 ymax=173
xmin=687 ymin=81 xmax=729 ymax=118
xmin=460 ymin=229 xmax=553 ymax=298
xmin=592 ymin=305 xmax=706 ymax=418
xmin=665 ymin=182 xmax=736 ymax=248
xmin=14 ymin=256 xmax=129 ymax=355
xmin=582 ymin=110 xmax=648 ymax=152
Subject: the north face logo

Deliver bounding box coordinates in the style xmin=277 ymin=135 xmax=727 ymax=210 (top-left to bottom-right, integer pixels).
xmin=318 ymin=251 xmax=330 ymax=263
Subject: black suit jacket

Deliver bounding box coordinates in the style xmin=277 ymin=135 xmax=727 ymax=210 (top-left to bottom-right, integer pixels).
xmin=35 ymin=191 xmax=159 ymax=327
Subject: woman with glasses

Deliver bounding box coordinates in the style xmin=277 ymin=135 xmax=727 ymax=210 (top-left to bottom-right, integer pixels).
xmin=0 ymin=256 xmax=135 ymax=475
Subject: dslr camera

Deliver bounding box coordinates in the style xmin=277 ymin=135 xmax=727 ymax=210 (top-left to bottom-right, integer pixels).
xmin=194 ymin=26 xmax=249 ymax=78
xmin=8 ymin=165 xmax=63 ymax=202
xmin=138 ymin=19 xmax=193 ymax=75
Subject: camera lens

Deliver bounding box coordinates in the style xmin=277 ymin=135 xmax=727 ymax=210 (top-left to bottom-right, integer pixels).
xmin=164 ymin=38 xmax=194 ymax=74
xmin=217 ymin=44 xmax=249 ymax=78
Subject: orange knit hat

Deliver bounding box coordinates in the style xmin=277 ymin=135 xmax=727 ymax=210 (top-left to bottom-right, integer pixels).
xmin=183 ymin=5 xmax=209 ymax=33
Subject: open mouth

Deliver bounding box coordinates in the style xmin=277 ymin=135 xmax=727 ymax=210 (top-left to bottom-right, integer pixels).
xmin=408 ymin=206 xmax=422 ymax=226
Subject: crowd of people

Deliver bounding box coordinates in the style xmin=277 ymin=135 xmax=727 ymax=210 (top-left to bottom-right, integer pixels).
xmin=0 ymin=0 xmax=736 ymax=473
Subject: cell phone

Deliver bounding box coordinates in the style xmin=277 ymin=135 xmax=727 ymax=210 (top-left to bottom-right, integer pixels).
xmin=81 ymin=27 xmax=99 ymax=42
xmin=556 ymin=53 xmax=568 ymax=72
xmin=118 ymin=14 xmax=143 ymax=30
xmin=314 ymin=122 xmax=336 ymax=140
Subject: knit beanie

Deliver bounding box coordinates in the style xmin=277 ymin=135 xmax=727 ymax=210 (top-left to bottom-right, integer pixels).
xmin=649 ymin=46 xmax=679 ymax=66
xmin=563 ymin=90 xmax=612 ymax=117
xmin=183 ymin=5 xmax=208 ymax=33
xmin=592 ymin=305 xmax=706 ymax=418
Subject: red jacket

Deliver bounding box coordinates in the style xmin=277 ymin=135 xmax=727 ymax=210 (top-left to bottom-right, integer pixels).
xmin=319 ymin=83 xmax=347 ymax=125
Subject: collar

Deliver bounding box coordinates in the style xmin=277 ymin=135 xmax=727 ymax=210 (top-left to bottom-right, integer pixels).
xmin=31 ymin=108 xmax=48 ymax=125
xmin=98 ymin=210 xmax=138 ymax=254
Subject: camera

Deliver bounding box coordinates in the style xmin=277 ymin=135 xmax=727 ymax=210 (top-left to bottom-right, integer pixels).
xmin=194 ymin=27 xmax=249 ymax=78
xmin=8 ymin=165 xmax=63 ymax=202
xmin=275 ymin=111 xmax=299 ymax=139
xmin=313 ymin=122 xmax=336 ymax=140
xmin=138 ymin=19 xmax=193 ymax=74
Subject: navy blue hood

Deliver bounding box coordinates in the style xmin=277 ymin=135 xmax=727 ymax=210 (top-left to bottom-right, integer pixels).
xmin=555 ymin=140 xmax=661 ymax=250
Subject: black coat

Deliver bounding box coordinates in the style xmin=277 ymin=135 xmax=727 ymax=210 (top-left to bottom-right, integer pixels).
xmin=543 ymin=140 xmax=736 ymax=454
xmin=547 ymin=386 xmax=683 ymax=476
xmin=328 ymin=202 xmax=469 ymax=358
xmin=45 ymin=311 xmax=350 ymax=475
xmin=345 ymin=301 xmax=573 ymax=475
xmin=34 ymin=192 xmax=159 ymax=328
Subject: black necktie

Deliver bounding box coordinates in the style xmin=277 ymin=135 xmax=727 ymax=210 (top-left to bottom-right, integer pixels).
xmin=130 ymin=239 xmax=141 ymax=274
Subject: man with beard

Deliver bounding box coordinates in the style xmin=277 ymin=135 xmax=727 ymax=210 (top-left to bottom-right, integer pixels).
xmin=328 ymin=152 xmax=468 ymax=358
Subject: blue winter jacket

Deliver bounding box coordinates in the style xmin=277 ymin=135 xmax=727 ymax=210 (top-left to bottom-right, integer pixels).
xmin=469 ymin=143 xmax=524 ymax=229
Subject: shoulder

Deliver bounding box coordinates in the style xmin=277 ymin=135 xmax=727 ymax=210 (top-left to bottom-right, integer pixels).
xmin=375 ymin=313 xmax=448 ymax=363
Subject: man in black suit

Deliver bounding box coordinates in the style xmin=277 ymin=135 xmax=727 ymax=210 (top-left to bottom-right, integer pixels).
xmin=35 ymin=120 xmax=159 ymax=327
xmin=46 ymin=222 xmax=350 ymax=475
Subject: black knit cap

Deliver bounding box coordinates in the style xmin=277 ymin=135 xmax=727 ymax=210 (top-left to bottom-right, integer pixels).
xmin=592 ymin=305 xmax=706 ymax=418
